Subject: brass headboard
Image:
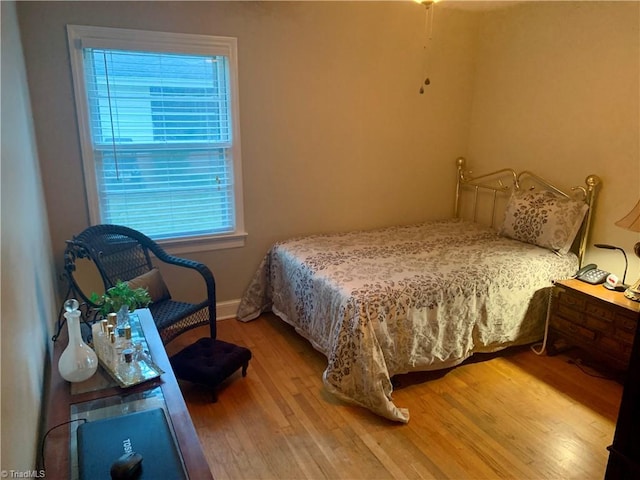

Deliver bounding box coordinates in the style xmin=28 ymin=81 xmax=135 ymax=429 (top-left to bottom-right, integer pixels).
xmin=454 ymin=157 xmax=601 ymax=267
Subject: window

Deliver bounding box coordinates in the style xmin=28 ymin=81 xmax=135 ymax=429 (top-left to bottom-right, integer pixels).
xmin=67 ymin=26 xmax=245 ymax=251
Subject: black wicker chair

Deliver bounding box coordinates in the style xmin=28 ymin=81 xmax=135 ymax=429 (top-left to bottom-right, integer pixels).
xmin=63 ymin=224 xmax=216 ymax=345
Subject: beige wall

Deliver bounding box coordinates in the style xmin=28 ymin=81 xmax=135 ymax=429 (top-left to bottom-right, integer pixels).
xmin=15 ymin=0 xmax=640 ymax=305
xmin=1 ymin=1 xmax=59 ymax=471
xmin=16 ymin=1 xmax=479 ymax=304
xmin=467 ymin=1 xmax=640 ymax=280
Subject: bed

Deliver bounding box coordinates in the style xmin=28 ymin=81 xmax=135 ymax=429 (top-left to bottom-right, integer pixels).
xmin=237 ymin=158 xmax=601 ymax=423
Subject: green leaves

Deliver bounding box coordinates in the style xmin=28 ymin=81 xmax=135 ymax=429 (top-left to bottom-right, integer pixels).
xmin=90 ymin=280 xmax=152 ymax=316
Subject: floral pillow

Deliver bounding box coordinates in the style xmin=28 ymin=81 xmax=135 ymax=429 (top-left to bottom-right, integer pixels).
xmin=499 ymin=189 xmax=588 ymax=255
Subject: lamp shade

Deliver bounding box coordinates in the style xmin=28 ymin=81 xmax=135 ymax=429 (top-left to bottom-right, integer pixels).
xmin=615 ymin=200 xmax=640 ymax=233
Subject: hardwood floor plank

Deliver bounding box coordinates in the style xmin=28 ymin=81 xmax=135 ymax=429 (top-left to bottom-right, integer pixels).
xmin=170 ymin=314 xmax=623 ymax=479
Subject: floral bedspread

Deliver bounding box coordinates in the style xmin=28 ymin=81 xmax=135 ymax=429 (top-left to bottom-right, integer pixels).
xmin=237 ymin=219 xmax=578 ymax=423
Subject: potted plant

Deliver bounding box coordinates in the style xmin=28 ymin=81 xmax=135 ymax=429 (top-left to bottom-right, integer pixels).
xmin=90 ymin=280 xmax=152 ymax=318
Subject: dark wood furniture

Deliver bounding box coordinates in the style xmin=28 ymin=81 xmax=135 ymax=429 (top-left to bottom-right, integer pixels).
xmin=548 ymin=278 xmax=640 ymax=374
xmin=605 ymin=297 xmax=640 ymax=478
xmin=43 ymin=308 xmax=213 ymax=479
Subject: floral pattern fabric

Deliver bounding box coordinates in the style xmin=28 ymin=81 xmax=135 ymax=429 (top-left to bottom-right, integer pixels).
xmin=499 ymin=190 xmax=588 ymax=255
xmin=237 ymin=219 xmax=578 ymax=423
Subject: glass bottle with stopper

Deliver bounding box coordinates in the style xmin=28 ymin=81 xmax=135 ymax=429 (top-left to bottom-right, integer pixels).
xmin=58 ymin=299 xmax=98 ymax=382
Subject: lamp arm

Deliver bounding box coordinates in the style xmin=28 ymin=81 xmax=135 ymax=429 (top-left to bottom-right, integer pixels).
xmin=619 ymin=247 xmax=628 ymax=285
xmin=594 ymin=243 xmax=629 ymax=285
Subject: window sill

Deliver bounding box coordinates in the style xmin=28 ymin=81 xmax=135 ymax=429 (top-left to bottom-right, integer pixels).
xmin=159 ymin=231 xmax=247 ymax=255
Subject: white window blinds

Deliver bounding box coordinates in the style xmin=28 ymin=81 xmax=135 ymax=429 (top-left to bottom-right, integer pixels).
xmin=67 ymin=26 xmax=244 ymax=247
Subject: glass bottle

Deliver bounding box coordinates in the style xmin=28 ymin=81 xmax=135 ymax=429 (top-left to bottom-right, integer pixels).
xmin=122 ymin=325 xmax=133 ymax=350
xmin=107 ymin=312 xmax=118 ymax=330
xmin=91 ymin=318 xmax=108 ymax=363
xmin=117 ymin=348 xmax=140 ymax=384
xmin=58 ymin=299 xmax=98 ymax=382
xmin=116 ymin=304 xmax=130 ymax=336
xmin=113 ymin=325 xmax=130 ymax=365
xmin=91 ymin=321 xmax=101 ymax=354
xmin=133 ymin=342 xmax=150 ymax=364
xmin=108 ymin=329 xmax=117 ymax=368
xmin=100 ymin=319 xmax=108 ymax=359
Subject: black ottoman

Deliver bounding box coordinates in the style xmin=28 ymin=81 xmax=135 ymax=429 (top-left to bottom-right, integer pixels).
xmin=170 ymin=337 xmax=252 ymax=402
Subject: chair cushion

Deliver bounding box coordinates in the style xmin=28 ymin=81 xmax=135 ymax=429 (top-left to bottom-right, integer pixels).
xmin=169 ymin=338 xmax=251 ymax=388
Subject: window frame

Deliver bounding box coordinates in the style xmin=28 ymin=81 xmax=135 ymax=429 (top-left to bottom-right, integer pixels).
xmin=66 ymin=25 xmax=246 ymax=253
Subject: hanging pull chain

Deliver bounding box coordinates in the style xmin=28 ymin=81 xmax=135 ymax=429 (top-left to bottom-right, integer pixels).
xmin=419 ymin=1 xmax=435 ymax=94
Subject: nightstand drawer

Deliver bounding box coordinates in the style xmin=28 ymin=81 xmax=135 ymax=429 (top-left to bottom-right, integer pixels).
xmin=557 ymin=304 xmax=586 ymax=324
xmin=616 ymin=312 xmax=638 ymax=333
xmin=557 ymin=290 xmax=586 ymax=311
xmin=615 ymin=328 xmax=635 ymax=346
xmin=585 ymin=314 xmax=613 ymax=334
xmin=586 ymin=301 xmax=615 ymax=321
xmin=552 ymin=315 xmax=596 ymax=341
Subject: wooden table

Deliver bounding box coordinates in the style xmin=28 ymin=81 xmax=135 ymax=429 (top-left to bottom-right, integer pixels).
xmin=43 ymin=308 xmax=212 ymax=479
xmin=548 ymin=278 xmax=640 ymax=374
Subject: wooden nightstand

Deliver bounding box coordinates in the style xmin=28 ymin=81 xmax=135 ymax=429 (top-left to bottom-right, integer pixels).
xmin=606 ymin=294 xmax=640 ymax=478
xmin=547 ymin=278 xmax=640 ymax=374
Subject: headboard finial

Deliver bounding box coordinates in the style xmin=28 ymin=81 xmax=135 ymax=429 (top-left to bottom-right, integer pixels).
xmin=456 ymin=157 xmax=466 ymax=169
xmin=586 ymin=174 xmax=601 ymax=190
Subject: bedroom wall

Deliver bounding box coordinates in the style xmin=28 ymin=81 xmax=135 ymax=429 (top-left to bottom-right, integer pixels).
xmin=1 ymin=1 xmax=59 ymax=470
xmin=467 ymin=1 xmax=640 ymax=280
xmin=16 ymin=1 xmax=480 ymax=305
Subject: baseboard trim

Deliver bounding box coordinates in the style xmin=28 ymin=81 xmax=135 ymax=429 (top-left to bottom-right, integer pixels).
xmin=216 ymin=299 xmax=241 ymax=320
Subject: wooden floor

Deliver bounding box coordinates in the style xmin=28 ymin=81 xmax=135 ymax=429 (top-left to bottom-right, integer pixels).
xmin=165 ymin=314 xmax=623 ymax=480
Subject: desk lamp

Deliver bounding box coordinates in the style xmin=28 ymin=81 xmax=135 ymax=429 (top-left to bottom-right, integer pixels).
xmin=594 ymin=243 xmax=628 ymax=291
xmin=615 ymin=199 xmax=640 ymax=301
